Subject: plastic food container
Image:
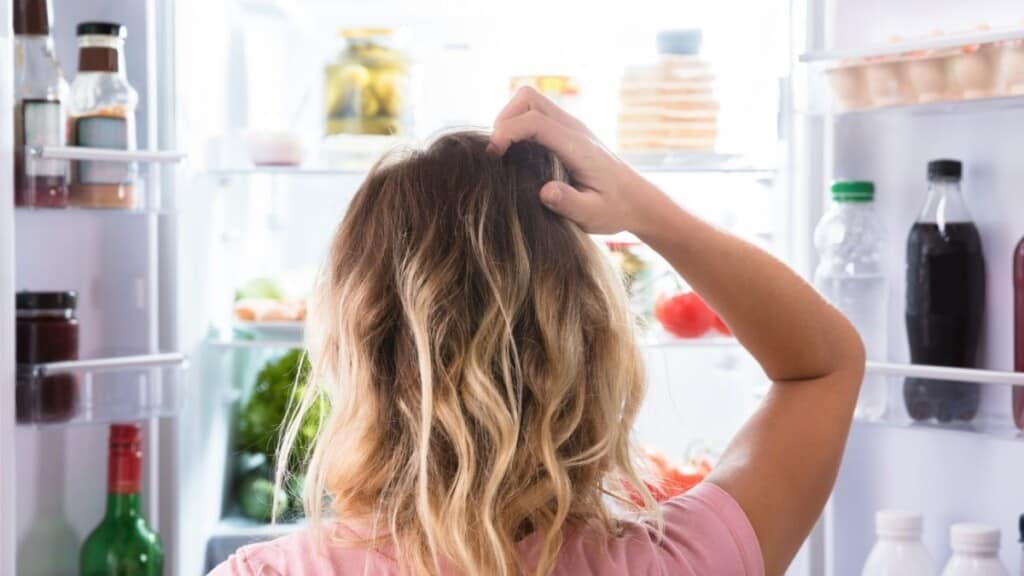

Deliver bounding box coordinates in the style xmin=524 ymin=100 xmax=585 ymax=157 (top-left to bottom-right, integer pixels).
xmin=864 ymin=58 xmax=914 ymax=107
xmin=998 ymin=40 xmax=1024 ymax=96
xmin=827 ymin=64 xmax=871 ymax=110
xmin=904 ymin=51 xmax=954 ymax=103
xmin=950 ymin=43 xmax=1000 ymax=99
xmin=244 ymin=131 xmax=306 ymax=167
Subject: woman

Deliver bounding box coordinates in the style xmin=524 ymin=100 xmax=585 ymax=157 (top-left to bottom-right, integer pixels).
xmin=212 ymin=88 xmax=864 ymax=575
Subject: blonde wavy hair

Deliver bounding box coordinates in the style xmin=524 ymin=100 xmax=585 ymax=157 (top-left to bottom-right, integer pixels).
xmin=277 ymin=131 xmax=657 ymax=575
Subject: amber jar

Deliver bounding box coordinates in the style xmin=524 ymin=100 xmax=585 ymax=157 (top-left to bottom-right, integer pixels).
xmin=16 ymin=290 xmax=80 ymax=422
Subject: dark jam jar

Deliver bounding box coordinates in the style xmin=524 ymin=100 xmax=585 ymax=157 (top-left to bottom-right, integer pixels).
xmin=16 ymin=291 xmax=80 ymax=422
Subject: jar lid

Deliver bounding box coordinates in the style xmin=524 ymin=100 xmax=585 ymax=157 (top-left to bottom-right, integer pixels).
xmin=656 ymin=29 xmax=703 ymax=56
xmin=950 ymin=523 xmax=1000 ymax=553
xmin=14 ymin=0 xmax=51 ymax=35
xmin=831 ymin=180 xmax=874 ymax=202
xmin=875 ymin=510 xmax=922 ymax=538
xmin=16 ymin=291 xmax=78 ymax=311
xmin=77 ymin=21 xmax=126 ymax=38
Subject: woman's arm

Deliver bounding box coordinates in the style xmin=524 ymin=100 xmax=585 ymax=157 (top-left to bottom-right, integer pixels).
xmin=490 ymin=87 xmax=865 ymax=576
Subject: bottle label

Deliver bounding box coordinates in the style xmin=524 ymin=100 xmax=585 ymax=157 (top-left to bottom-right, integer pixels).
xmin=21 ymin=100 xmax=64 ymax=177
xmin=74 ymin=115 xmax=132 ymax=185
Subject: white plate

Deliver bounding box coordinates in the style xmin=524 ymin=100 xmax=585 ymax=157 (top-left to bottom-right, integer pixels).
xmin=233 ymin=321 xmax=305 ymax=340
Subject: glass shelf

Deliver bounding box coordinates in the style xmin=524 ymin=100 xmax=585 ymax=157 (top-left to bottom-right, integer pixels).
xmin=16 ymin=353 xmax=188 ymax=427
xmin=642 ymin=336 xmax=740 ymax=349
xmin=620 ymin=151 xmax=776 ymax=175
xmin=15 ymin=204 xmax=164 ymax=216
xmin=201 ymin=152 xmax=776 ymax=180
xmin=202 ymin=165 xmax=366 ymax=179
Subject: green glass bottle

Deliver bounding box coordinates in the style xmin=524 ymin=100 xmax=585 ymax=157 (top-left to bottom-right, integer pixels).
xmin=80 ymin=424 xmax=164 ymax=576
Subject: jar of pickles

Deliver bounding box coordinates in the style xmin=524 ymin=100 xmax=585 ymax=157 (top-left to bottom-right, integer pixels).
xmin=324 ymin=28 xmax=409 ymax=136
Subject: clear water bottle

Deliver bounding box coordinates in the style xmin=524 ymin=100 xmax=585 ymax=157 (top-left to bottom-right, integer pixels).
xmin=814 ymin=180 xmax=888 ymax=420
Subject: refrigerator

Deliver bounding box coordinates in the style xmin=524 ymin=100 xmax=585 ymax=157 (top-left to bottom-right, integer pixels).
xmin=1 ymin=0 xmax=1023 ymax=575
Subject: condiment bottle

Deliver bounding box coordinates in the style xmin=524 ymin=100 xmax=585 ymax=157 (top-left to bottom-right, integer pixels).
xmin=69 ymin=22 xmax=139 ymax=210
xmin=13 ymin=0 xmax=69 ymax=207
xmin=15 ymin=291 xmax=80 ymax=422
xmin=941 ymin=524 xmax=1010 ymax=576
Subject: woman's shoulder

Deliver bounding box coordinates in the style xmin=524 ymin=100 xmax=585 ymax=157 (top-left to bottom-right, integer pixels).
xmin=208 ymin=527 xmax=398 ymax=576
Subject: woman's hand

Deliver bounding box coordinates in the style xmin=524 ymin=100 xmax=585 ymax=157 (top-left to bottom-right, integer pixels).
xmin=488 ymin=86 xmax=663 ymax=235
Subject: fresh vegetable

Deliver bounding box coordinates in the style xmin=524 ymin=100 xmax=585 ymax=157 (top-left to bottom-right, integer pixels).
xmin=711 ymin=313 xmax=732 ymax=336
xmin=234 ymin=277 xmax=284 ymax=302
xmin=238 ymin=473 xmax=290 ymax=521
xmin=654 ymin=292 xmax=715 ymax=338
xmin=235 ymin=349 xmax=322 ymax=473
xmin=624 ymin=449 xmax=713 ymax=505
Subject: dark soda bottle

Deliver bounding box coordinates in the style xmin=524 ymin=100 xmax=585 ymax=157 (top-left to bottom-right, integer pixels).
xmin=904 ymin=160 xmax=986 ymax=423
xmin=1014 ymin=236 xmax=1024 ymax=430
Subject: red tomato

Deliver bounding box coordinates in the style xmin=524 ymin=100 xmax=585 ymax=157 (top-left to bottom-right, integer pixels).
xmin=710 ymin=313 xmax=732 ymax=336
xmin=654 ymin=292 xmax=714 ymax=338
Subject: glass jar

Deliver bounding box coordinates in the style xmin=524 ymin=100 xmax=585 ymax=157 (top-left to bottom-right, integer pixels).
xmin=16 ymin=290 xmax=80 ymax=423
xmin=13 ymin=0 xmax=70 ymax=208
xmin=69 ymin=22 xmax=139 ymax=209
xmin=605 ymin=240 xmax=655 ymax=329
xmin=324 ymin=28 xmax=409 ymax=136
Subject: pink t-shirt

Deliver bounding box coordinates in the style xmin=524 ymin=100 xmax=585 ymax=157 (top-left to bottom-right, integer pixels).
xmin=210 ymin=482 xmax=763 ymax=575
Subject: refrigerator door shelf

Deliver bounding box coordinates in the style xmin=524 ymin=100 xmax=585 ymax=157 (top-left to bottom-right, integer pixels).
xmin=799 ymin=27 xmax=1024 ymax=63
xmin=15 ymin=353 xmax=187 ymax=427
xmin=853 ymin=362 xmax=1024 ymax=442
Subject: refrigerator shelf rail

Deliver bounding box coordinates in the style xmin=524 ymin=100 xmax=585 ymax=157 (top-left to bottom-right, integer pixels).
xmin=30 ymin=145 xmax=186 ymax=164
xmin=15 ymin=353 xmax=188 ymax=427
xmin=865 ymin=362 xmax=1024 ymax=387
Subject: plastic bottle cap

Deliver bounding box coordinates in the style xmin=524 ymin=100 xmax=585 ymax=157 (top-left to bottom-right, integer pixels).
xmin=950 ymin=523 xmax=1000 ymax=553
xmin=875 ymin=510 xmax=923 ymax=538
xmin=830 ymin=180 xmax=874 ymax=202
xmin=927 ymin=159 xmax=962 ymax=181
xmin=1018 ymin=514 xmax=1023 ymax=543
xmin=77 ymin=21 xmax=126 ymax=38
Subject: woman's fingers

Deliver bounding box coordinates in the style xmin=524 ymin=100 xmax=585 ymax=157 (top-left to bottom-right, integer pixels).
xmin=494 ymin=85 xmax=590 ymax=133
xmin=489 ymin=109 xmax=590 ymax=168
xmin=539 ymin=180 xmax=608 ymax=232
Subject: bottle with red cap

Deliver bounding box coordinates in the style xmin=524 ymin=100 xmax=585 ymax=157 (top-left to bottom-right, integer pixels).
xmin=80 ymin=424 xmax=163 ymax=576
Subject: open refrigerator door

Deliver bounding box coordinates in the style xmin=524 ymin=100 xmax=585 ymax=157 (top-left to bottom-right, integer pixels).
xmin=795 ymin=0 xmax=1024 ymax=573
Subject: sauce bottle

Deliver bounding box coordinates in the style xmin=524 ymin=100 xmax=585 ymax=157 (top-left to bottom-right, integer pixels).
xmin=69 ymin=22 xmax=139 ymax=209
xmin=13 ymin=0 xmax=69 ymax=207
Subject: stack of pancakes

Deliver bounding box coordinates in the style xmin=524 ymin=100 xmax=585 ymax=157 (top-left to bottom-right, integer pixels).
xmin=618 ymin=32 xmax=719 ymax=152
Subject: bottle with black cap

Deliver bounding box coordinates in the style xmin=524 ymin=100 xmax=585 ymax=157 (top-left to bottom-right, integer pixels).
xmin=69 ymin=21 xmax=139 ymax=210
xmin=904 ymin=159 xmax=986 ymax=423
xmin=13 ymin=0 xmax=70 ymax=207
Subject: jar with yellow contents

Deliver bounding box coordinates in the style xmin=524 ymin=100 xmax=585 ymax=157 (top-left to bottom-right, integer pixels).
xmin=324 ymin=28 xmax=409 ymax=136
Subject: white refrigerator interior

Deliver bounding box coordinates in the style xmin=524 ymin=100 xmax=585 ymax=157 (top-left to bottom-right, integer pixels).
xmin=1 ymin=0 xmax=1023 ymax=575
